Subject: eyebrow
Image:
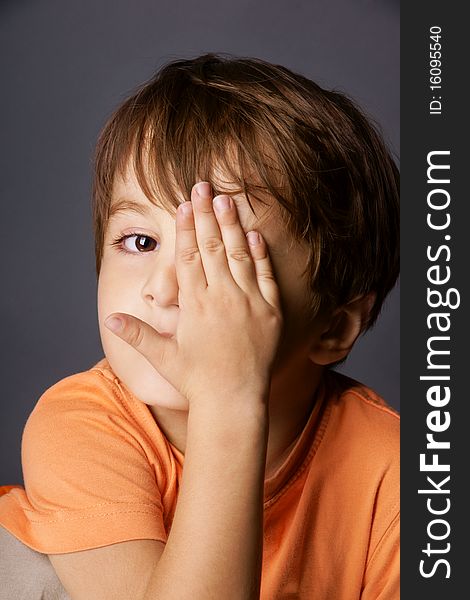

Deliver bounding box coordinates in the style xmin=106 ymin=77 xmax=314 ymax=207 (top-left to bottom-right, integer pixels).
xmin=109 ymin=199 xmax=154 ymax=218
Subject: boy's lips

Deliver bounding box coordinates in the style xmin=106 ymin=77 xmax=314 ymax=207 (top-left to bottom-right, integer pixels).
xmin=158 ymin=330 xmax=174 ymax=338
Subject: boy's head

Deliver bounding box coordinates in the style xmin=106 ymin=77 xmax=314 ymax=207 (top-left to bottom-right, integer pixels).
xmin=94 ymin=53 xmax=399 ymax=327
xmin=93 ymin=53 xmax=399 ymax=407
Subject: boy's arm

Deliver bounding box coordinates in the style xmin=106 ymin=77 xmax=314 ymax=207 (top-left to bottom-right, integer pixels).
xmin=50 ymin=183 xmax=281 ymax=599
xmin=145 ymin=402 xmax=268 ymax=599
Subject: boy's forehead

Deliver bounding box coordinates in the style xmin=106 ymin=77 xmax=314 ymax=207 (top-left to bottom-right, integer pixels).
xmin=111 ymin=161 xmax=280 ymax=233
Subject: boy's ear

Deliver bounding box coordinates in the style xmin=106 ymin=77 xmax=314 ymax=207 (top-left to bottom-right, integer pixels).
xmin=308 ymin=292 xmax=377 ymax=366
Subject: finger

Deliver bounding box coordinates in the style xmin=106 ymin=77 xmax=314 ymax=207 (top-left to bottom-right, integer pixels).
xmin=191 ymin=182 xmax=233 ymax=287
xmin=175 ymin=201 xmax=208 ymax=296
xmin=104 ymin=313 xmax=178 ymax=378
xmin=212 ymin=194 xmax=260 ymax=294
xmin=245 ymin=231 xmax=282 ymax=310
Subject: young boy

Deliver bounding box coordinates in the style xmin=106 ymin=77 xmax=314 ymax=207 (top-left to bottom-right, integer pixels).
xmin=0 ymin=53 xmax=399 ymax=599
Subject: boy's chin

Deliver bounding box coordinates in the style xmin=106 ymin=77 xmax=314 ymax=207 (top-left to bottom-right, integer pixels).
xmin=131 ymin=376 xmax=189 ymax=411
xmin=107 ymin=354 xmax=190 ymax=411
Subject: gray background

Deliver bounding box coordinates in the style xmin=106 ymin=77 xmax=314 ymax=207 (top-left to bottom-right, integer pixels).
xmin=0 ymin=0 xmax=399 ymax=486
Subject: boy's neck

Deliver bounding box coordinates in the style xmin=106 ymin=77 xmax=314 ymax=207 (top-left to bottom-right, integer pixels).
xmin=149 ymin=353 xmax=324 ymax=480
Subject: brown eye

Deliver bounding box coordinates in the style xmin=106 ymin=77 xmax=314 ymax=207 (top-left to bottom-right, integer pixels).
xmin=121 ymin=234 xmax=159 ymax=253
xmin=134 ymin=235 xmax=157 ymax=252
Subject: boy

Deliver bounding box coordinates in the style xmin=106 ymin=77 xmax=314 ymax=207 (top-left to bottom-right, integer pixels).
xmin=0 ymin=53 xmax=399 ymax=599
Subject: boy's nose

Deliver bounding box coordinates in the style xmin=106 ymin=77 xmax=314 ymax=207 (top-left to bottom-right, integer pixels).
xmin=141 ymin=261 xmax=179 ymax=308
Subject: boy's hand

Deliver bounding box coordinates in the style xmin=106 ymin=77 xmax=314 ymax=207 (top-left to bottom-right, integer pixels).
xmin=104 ymin=181 xmax=283 ymax=409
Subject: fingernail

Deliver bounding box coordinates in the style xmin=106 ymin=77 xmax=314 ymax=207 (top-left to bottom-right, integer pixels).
xmin=179 ymin=202 xmax=193 ymax=216
xmin=213 ymin=195 xmax=231 ymax=211
xmin=105 ymin=316 xmax=123 ymax=333
xmin=195 ymin=182 xmax=211 ymax=197
xmin=246 ymin=231 xmax=261 ymax=245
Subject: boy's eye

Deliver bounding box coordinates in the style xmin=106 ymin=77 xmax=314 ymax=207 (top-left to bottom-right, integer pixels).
xmin=111 ymin=233 xmax=160 ymax=254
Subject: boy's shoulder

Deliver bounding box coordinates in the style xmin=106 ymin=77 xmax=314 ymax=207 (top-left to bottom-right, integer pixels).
xmin=41 ymin=356 xmax=119 ymax=390
xmin=313 ymin=371 xmax=399 ymax=537
xmin=32 ymin=357 xmax=126 ymax=414
xmin=24 ymin=358 xmax=150 ymax=449
xmin=24 ymin=358 xmax=172 ymax=466
xmin=321 ymin=369 xmax=399 ymax=460
xmin=325 ymin=371 xmax=400 ymax=412
xmin=326 ymin=369 xmax=399 ymax=420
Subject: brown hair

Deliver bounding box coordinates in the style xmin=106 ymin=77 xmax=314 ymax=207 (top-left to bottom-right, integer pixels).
xmin=92 ymin=53 xmax=399 ymax=331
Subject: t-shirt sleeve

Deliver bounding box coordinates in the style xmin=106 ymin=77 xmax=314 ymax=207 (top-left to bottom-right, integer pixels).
xmin=361 ymin=509 xmax=400 ymax=600
xmin=361 ymin=502 xmax=400 ymax=600
xmin=14 ymin=371 xmax=167 ymax=554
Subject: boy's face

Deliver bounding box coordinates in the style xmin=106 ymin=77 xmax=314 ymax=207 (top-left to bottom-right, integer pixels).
xmin=97 ymin=162 xmax=319 ymax=409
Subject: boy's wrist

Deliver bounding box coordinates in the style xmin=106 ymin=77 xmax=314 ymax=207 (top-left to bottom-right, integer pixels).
xmin=189 ymin=394 xmax=269 ymax=421
xmin=188 ymin=398 xmax=269 ymax=442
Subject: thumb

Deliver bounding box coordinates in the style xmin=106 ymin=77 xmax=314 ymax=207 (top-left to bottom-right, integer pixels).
xmin=104 ymin=313 xmax=177 ymax=375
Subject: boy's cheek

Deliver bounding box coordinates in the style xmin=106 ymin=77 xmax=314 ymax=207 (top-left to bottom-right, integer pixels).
xmin=96 ymin=280 xmax=109 ymax=330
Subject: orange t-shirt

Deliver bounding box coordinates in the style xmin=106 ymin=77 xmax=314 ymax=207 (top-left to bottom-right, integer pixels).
xmin=0 ymin=358 xmax=399 ymax=599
